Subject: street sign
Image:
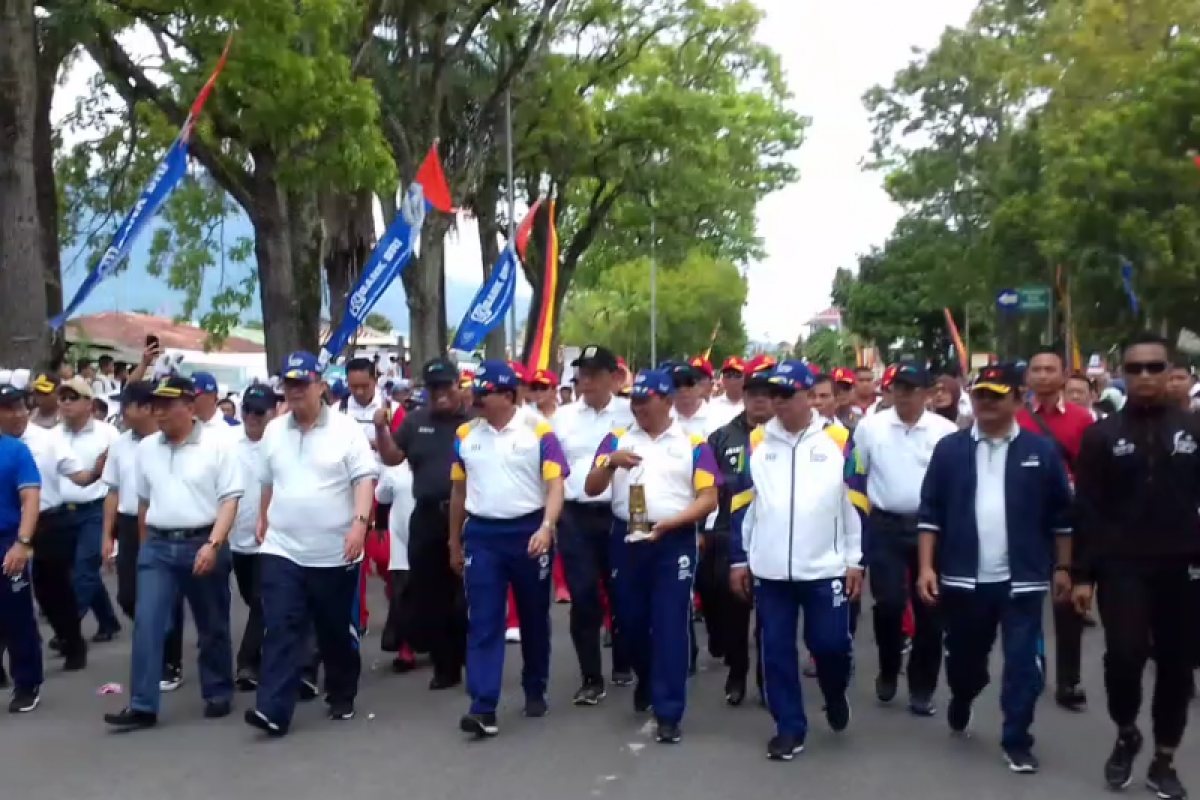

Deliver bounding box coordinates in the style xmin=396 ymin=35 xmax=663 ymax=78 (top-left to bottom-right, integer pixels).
xmin=1016 ymin=285 xmax=1051 ymax=312
xmin=996 ymin=289 xmax=1020 ymax=310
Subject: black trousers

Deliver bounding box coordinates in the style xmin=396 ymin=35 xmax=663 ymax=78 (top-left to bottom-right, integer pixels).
xmin=31 ymin=510 xmax=85 ymax=657
xmin=407 ymin=500 xmax=465 ymax=679
xmin=867 ymin=511 xmax=942 ymax=696
xmin=116 ymin=513 xmax=184 ymax=669
xmin=231 ymin=551 xmax=264 ymax=673
xmin=1096 ymin=561 xmax=1198 ymax=748
xmin=1052 ymin=593 xmax=1084 ymax=688
xmin=559 ymin=501 xmax=628 ymax=683
xmin=381 ymin=569 xmax=410 ymax=653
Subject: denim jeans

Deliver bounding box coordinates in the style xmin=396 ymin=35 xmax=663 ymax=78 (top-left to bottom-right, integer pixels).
xmin=129 ymin=535 xmax=234 ymax=715
xmin=70 ymin=502 xmax=120 ymax=633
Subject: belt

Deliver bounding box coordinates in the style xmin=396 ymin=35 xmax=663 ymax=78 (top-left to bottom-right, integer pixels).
xmin=872 ymin=509 xmax=919 ymax=525
xmin=43 ymin=499 xmax=103 ymax=516
xmin=414 ymin=498 xmax=451 ymax=512
xmin=148 ymin=525 xmax=212 ymax=541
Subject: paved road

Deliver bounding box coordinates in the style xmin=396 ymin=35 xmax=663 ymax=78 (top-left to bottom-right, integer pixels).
xmin=5 ymin=584 xmax=1197 ymax=800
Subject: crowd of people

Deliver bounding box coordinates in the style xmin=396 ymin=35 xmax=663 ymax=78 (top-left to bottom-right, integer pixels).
xmin=0 ymin=334 xmax=1198 ymax=799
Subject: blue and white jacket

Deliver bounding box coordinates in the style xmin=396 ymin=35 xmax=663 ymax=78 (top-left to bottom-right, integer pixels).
xmin=917 ymin=425 xmax=1072 ymax=594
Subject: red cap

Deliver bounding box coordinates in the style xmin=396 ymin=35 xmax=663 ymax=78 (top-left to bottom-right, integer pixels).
xmin=459 ymin=369 xmax=476 ymax=388
xmin=744 ymin=354 xmax=777 ymax=377
xmin=509 ymin=362 xmax=527 ymax=382
xmin=529 ymin=369 xmax=558 ymax=387
xmin=831 ymin=366 xmax=856 ymax=385
xmin=721 ymin=356 xmax=745 ymax=373
xmin=616 ymin=356 xmax=628 ymax=370
xmin=881 ymin=364 xmax=899 ymax=389
xmin=689 ymin=356 xmax=714 ymax=379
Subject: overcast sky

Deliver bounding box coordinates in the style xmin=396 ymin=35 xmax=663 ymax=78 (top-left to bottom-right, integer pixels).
xmin=55 ymin=0 xmax=977 ymax=341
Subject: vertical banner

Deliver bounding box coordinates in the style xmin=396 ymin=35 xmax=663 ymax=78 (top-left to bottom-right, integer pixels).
xmin=943 ymin=307 xmax=968 ymax=374
xmin=1119 ymin=257 xmax=1140 ymax=315
xmin=320 ymin=145 xmax=453 ymax=365
xmin=519 ymin=199 xmax=559 ymax=371
xmin=50 ymin=36 xmax=234 ymax=330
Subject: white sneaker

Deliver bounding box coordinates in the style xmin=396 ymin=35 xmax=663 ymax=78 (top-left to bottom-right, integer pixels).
xmin=160 ymin=669 xmax=184 ymax=693
xmin=505 ymin=628 xmax=521 ymax=643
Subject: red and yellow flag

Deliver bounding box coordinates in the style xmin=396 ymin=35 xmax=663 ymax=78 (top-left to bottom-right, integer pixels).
xmin=519 ymin=199 xmax=559 ymax=371
xmin=944 ymin=308 xmax=968 ymax=372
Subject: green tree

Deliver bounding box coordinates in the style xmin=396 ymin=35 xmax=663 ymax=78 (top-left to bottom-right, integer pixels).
xmin=800 ymin=328 xmax=854 ymax=372
xmin=364 ymin=312 xmax=393 ymax=333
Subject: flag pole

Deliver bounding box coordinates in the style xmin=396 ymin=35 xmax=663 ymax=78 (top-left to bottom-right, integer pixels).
xmin=649 ymin=192 xmax=657 ymax=368
xmin=504 ymin=89 xmax=518 ymax=361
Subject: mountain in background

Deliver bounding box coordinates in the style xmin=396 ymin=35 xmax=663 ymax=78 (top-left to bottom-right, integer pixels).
xmin=61 ymin=213 xmax=531 ymax=332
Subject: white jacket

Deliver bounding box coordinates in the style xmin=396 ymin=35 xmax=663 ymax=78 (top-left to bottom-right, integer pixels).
xmin=733 ymin=416 xmax=862 ymax=581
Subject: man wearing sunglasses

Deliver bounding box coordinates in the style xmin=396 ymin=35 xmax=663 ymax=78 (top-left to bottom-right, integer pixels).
xmin=709 ymin=356 xmax=747 ymax=429
xmin=666 ymin=362 xmax=718 ymax=440
xmin=1071 ymin=332 xmax=1200 ymax=800
xmin=526 ymin=368 xmax=560 ymax=419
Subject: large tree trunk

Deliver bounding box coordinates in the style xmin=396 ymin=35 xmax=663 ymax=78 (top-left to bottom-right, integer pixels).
xmin=287 ymin=188 xmax=323 ymax=353
xmin=321 ymin=188 xmax=375 ymax=334
xmin=475 ymin=184 xmax=508 ymax=360
xmin=34 ymin=40 xmax=64 ymax=361
xmin=403 ymin=216 xmax=450 ymax=370
xmin=0 ymin=0 xmax=50 ymax=366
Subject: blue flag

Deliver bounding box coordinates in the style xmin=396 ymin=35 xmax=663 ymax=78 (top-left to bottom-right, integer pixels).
xmin=1120 ymin=258 xmax=1140 ymax=315
xmin=451 ymin=246 xmax=519 ymax=352
xmin=50 ymin=139 xmax=190 ymax=330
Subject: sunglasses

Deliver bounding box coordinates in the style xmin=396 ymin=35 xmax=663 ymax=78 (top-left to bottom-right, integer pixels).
xmin=721 ymin=370 xmax=744 ymax=379
xmin=1124 ymin=361 xmax=1167 ymax=375
xmin=525 ymin=383 xmax=552 ymax=391
xmin=242 ymin=407 xmax=270 ymax=417
xmin=672 ymin=377 xmax=697 ymax=389
xmin=768 ymin=387 xmax=796 ymax=400
xmin=58 ymin=392 xmax=82 ymax=403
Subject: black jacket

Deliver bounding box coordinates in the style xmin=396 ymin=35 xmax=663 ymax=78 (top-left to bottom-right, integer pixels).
xmin=707 ymin=412 xmax=757 ymax=536
xmin=1073 ymin=402 xmax=1200 ymax=582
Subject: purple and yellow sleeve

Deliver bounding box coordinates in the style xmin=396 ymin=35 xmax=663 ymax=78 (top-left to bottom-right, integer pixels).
xmin=450 ymin=422 xmax=469 ymax=482
xmin=843 ymin=433 xmax=870 ymax=563
xmin=535 ymin=422 xmax=570 ymax=481
xmin=689 ymin=435 xmax=721 ymax=492
xmin=730 ymin=433 xmax=757 ymax=566
xmin=592 ymin=431 xmax=620 ymax=469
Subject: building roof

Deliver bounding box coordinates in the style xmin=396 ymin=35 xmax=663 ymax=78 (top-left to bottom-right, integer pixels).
xmin=68 ymin=312 xmax=264 ymax=354
xmin=318 ymin=321 xmax=396 ymax=347
xmin=808 ymin=307 xmax=842 ymax=323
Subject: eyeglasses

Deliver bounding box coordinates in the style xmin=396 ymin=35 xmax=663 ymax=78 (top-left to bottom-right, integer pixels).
xmin=768 ymin=387 xmax=796 ymax=400
xmin=1124 ymin=361 xmax=1167 ymax=375
xmin=58 ymin=393 xmax=81 ymax=403
xmin=243 ymin=407 xmax=269 ymax=417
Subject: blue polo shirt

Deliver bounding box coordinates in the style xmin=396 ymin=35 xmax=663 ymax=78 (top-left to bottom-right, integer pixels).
xmin=0 ymin=433 xmax=41 ymax=536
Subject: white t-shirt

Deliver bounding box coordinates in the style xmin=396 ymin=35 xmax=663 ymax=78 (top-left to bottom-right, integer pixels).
xmin=375 ymin=464 xmax=415 ymax=571
xmin=552 ymin=395 xmax=633 ymax=503
xmin=851 ymin=408 xmax=958 ymax=514
xmin=20 ymin=423 xmax=83 ymax=511
xmin=136 ymin=422 xmax=245 ymax=530
xmin=342 ymin=391 xmax=388 ymax=451
xmin=230 ymin=432 xmax=265 ymax=553
xmin=973 ymin=424 xmax=1016 ymax=583
xmin=59 ymin=419 xmax=118 ymax=504
xmin=101 ymin=429 xmax=147 ymax=516
xmin=707 ymin=395 xmax=743 ymax=429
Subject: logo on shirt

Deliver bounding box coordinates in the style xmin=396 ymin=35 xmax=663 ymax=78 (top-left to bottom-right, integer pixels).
xmin=1172 ymin=431 xmax=1197 ymax=456
xmin=810 ymin=450 xmax=827 ymax=463
xmin=418 ymin=426 xmax=435 ymax=434
xmin=1020 ymin=455 xmax=1040 ymax=468
xmin=1112 ymin=438 xmax=1135 ymax=457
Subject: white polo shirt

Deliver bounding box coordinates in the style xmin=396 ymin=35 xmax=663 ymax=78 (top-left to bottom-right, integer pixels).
xmin=707 ymin=395 xmax=743 ymax=429
xmin=851 ymin=407 xmax=958 ymax=514
xmin=102 ymin=429 xmax=149 ymax=516
xmin=451 ymin=413 xmax=568 ymax=519
xmin=673 ymin=401 xmax=718 ymax=439
xmin=59 ymin=418 xmax=118 ymax=504
xmin=342 ymin=392 xmax=387 ymax=450
xmin=375 ymin=464 xmax=415 ymax=571
xmin=259 ymin=407 xmax=378 ymax=567
xmin=136 ymin=422 xmax=244 ymax=530
xmin=594 ymin=422 xmax=718 ymax=523
xmin=20 ymin=423 xmax=83 ymax=511
xmin=230 ymin=431 xmax=265 ymax=553
xmin=552 ymin=395 xmax=633 ymax=503
xmin=973 ymin=423 xmax=1017 ymax=583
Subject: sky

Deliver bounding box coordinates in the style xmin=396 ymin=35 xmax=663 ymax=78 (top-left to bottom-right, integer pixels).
xmin=52 ymin=0 xmax=977 ymax=343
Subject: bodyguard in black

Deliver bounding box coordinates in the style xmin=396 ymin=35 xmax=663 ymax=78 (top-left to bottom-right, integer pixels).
xmin=1072 ymin=333 xmax=1200 ymax=800
xmin=376 ymin=358 xmax=471 ymax=689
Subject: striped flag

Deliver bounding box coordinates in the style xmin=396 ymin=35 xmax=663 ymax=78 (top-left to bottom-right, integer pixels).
xmin=519 ymin=199 xmax=559 ymax=371
xmin=943 ymin=308 xmax=968 ymax=373
xmin=702 ymin=320 xmax=721 ymax=360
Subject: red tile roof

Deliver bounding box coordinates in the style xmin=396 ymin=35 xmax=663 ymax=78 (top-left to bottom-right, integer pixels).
xmin=68 ymin=312 xmax=264 ymax=354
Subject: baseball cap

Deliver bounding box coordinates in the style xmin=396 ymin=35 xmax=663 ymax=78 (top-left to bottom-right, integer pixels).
xmin=767 ymin=360 xmax=816 ymax=392
xmin=881 ymin=364 xmax=900 ymax=390
xmin=744 ymin=354 xmax=777 ymax=389
xmin=242 ymin=384 xmax=278 ymax=412
xmin=329 ymin=379 xmax=349 ymax=399
xmin=891 ymin=363 xmax=931 ymax=389
xmin=630 ymin=369 xmax=674 ymax=398
xmin=572 ymin=345 xmax=619 ymax=372
xmin=509 ymin=362 xmax=528 ymax=383
xmin=972 ymin=363 xmax=1022 ymax=396
xmin=721 ymin=356 xmax=746 ymax=374
xmin=120 ymin=381 xmax=157 ymax=405
xmin=191 ymin=371 xmax=219 ymax=395
xmin=59 ymin=376 xmax=95 ymax=400
xmin=31 ymin=372 xmax=57 ymax=395
xmin=528 ymin=369 xmax=558 ymax=387
xmin=688 ymin=356 xmax=714 ymax=379
xmin=0 ymin=384 xmax=27 ymax=406
xmin=422 ymin=357 xmax=458 ymax=387
xmin=662 ymin=361 xmax=699 ymax=385
xmin=152 ymin=375 xmax=197 ymax=399
xmin=9 ymin=369 xmax=29 ymax=390
xmin=281 ymin=352 xmax=320 ymax=382
xmin=831 ymin=366 xmax=856 ymax=386
xmin=472 ymin=360 xmax=518 ymax=393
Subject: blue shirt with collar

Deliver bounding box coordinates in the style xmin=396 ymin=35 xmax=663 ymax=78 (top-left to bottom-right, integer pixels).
xmin=917 ymin=422 xmax=1072 ymax=594
xmin=0 ymin=433 xmax=41 ymax=535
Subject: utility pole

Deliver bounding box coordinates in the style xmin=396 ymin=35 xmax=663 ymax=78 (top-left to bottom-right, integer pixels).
xmin=505 ymin=89 xmax=517 ymax=360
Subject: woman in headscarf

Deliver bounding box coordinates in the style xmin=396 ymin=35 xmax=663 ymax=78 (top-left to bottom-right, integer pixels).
xmin=931 ymin=374 xmax=972 ymax=428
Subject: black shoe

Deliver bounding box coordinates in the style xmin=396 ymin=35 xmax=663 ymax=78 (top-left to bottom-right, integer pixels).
xmin=159 ymin=665 xmax=184 ymax=693
xmin=1105 ymin=728 xmax=1143 ymax=791
xmin=611 ymin=670 xmax=634 ymax=687
xmin=234 ymin=669 xmax=259 ymax=691
xmin=298 ymin=678 xmax=319 ymax=701
xmin=204 ymin=699 xmax=233 ymax=719
xmin=459 ymin=712 xmax=498 ymax=738
xmin=1055 ymin=683 xmax=1087 ymax=712
xmin=62 ymin=650 xmax=87 ymax=672
xmin=8 ymin=686 xmax=40 ymax=714
xmin=92 ymin=626 xmax=120 ymax=644
xmin=390 ymin=657 xmax=416 ymax=674
xmin=633 ymin=684 xmax=652 ymax=714
xmin=572 ymin=681 xmax=606 ymax=706
xmin=47 ymin=637 xmax=62 ymax=654
xmin=327 ymin=701 xmax=355 ymax=720
xmin=1004 ymin=748 xmax=1039 ymax=774
xmin=104 ymin=707 xmax=157 ymax=729
xmin=908 ymin=695 xmax=937 ymax=717
xmin=524 ymin=696 xmax=549 ymax=718
xmin=875 ymin=673 xmax=898 ymax=703
xmin=767 ymin=734 xmax=804 ymax=761
xmin=1147 ymin=755 xmax=1188 ymax=800
xmin=655 ymin=720 xmax=682 ymax=744
xmin=825 ymin=693 xmax=851 ymax=732
xmin=947 ymin=696 xmax=972 ymax=735
xmin=429 ymin=673 xmax=461 ymax=691
xmin=244 ymin=708 xmax=287 ymax=737
xmin=724 ymin=677 xmax=747 ymax=707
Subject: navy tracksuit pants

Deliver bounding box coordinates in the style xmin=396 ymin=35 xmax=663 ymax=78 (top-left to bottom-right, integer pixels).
xmin=942 ymin=583 xmax=1043 ymax=751
xmin=463 ymin=511 xmax=553 ymax=715
xmin=0 ymin=533 xmax=42 ymax=692
xmin=757 ymin=577 xmax=852 ymax=738
xmin=610 ymin=519 xmax=697 ymax=726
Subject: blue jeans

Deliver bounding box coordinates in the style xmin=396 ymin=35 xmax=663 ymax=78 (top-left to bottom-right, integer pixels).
xmin=129 ymin=536 xmax=234 ymax=714
xmin=69 ymin=502 xmax=120 ymax=632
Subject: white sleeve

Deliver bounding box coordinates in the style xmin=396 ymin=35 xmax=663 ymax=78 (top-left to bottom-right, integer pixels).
xmin=215 ymin=439 xmax=245 ymax=502
xmin=101 ymin=440 xmax=121 ymax=489
xmin=343 ymin=419 xmax=379 ymax=484
xmin=258 ymin=429 xmax=274 ymax=486
xmin=135 ymin=442 xmax=152 ymax=501
xmin=375 ymin=471 xmax=395 ymax=504
xmin=56 ymin=434 xmax=84 ymax=476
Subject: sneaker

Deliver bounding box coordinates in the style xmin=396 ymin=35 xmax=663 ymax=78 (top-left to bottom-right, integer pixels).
xmin=103 ymin=706 xmax=157 ymax=729
xmin=875 ymin=673 xmax=898 ymax=703
xmin=159 ymin=666 xmax=184 ymax=693
xmin=908 ymin=695 xmax=937 ymax=717
xmin=1104 ymin=728 xmax=1144 ymax=791
xmin=947 ymin=697 xmax=972 ymax=735
xmin=524 ymin=696 xmax=549 ymax=718
xmin=8 ymin=686 xmax=40 ymax=714
xmin=234 ymin=669 xmax=259 ymax=691
xmin=611 ymin=670 xmax=634 ymax=687
xmin=203 ymin=699 xmax=233 ymax=719
xmin=724 ymin=677 xmax=747 ymax=707
xmin=299 ymin=678 xmax=320 ymax=701
xmin=1004 ymin=748 xmax=1039 ymax=774
xmin=655 ymin=721 xmax=682 ymax=744
xmin=429 ymin=673 xmax=461 ymax=691
xmin=1147 ymin=755 xmax=1188 ymax=800
xmin=572 ymin=681 xmax=607 ymax=706
xmin=1055 ymin=683 xmax=1087 ymax=712
xmin=244 ymin=708 xmax=287 ymax=737
xmin=460 ymin=712 xmax=499 ymax=738
xmin=327 ymin=701 xmax=355 ymax=721
xmin=505 ymin=627 xmax=521 ymax=644
xmin=825 ymin=693 xmax=851 ymax=732
xmin=766 ymin=734 xmax=804 ymax=761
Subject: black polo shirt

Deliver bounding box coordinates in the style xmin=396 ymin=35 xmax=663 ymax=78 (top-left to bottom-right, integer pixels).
xmin=395 ymin=406 xmax=473 ymax=503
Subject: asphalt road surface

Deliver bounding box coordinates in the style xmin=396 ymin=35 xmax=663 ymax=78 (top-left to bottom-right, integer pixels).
xmin=5 ymin=583 xmax=1197 ymax=800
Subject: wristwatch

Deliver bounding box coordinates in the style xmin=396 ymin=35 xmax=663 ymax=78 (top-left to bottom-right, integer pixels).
xmin=353 ymin=514 xmax=370 ymax=526
xmin=17 ymin=536 xmax=33 ymax=550
xmin=205 ymin=539 xmax=224 ymax=550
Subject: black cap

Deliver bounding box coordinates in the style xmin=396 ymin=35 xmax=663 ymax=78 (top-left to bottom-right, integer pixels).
xmin=152 ymin=375 xmax=196 ymax=399
xmin=972 ymin=363 xmax=1022 ymax=396
xmin=120 ymin=381 xmax=157 ymax=406
xmin=0 ymin=385 xmax=27 ymax=406
xmin=891 ymin=363 xmax=931 ymax=389
xmin=422 ymin=357 xmax=458 ymax=387
xmin=663 ymin=361 xmax=699 ymax=384
xmin=242 ymin=384 xmax=277 ymax=413
xmin=571 ymin=345 xmax=619 ymax=372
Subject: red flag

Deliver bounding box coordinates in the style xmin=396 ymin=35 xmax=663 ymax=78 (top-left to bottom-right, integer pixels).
xmin=414 ymin=143 xmax=454 ymax=213
xmin=514 ymin=197 xmax=544 ymax=256
xmin=183 ymin=34 xmax=234 ymax=138
xmin=523 ymin=200 xmax=560 ymax=371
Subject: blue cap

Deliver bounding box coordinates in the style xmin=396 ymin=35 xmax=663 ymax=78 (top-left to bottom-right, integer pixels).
xmin=472 ymin=359 xmax=518 ymax=393
xmin=282 ymin=351 xmax=320 ymax=382
xmin=329 ymin=379 xmax=349 ymax=399
xmin=191 ymin=371 xmax=218 ymax=395
xmin=630 ymin=369 xmax=674 ymax=398
xmin=768 ymin=360 xmax=815 ymax=391
xmin=410 ymin=388 xmax=428 ymax=406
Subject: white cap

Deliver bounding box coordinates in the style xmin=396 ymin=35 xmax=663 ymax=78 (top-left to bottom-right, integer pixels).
xmin=11 ymin=369 xmax=29 ymax=390
xmin=0 ymin=369 xmax=11 ymax=386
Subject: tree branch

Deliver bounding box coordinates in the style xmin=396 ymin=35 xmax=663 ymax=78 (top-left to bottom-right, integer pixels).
xmin=478 ymin=0 xmax=560 ymax=122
